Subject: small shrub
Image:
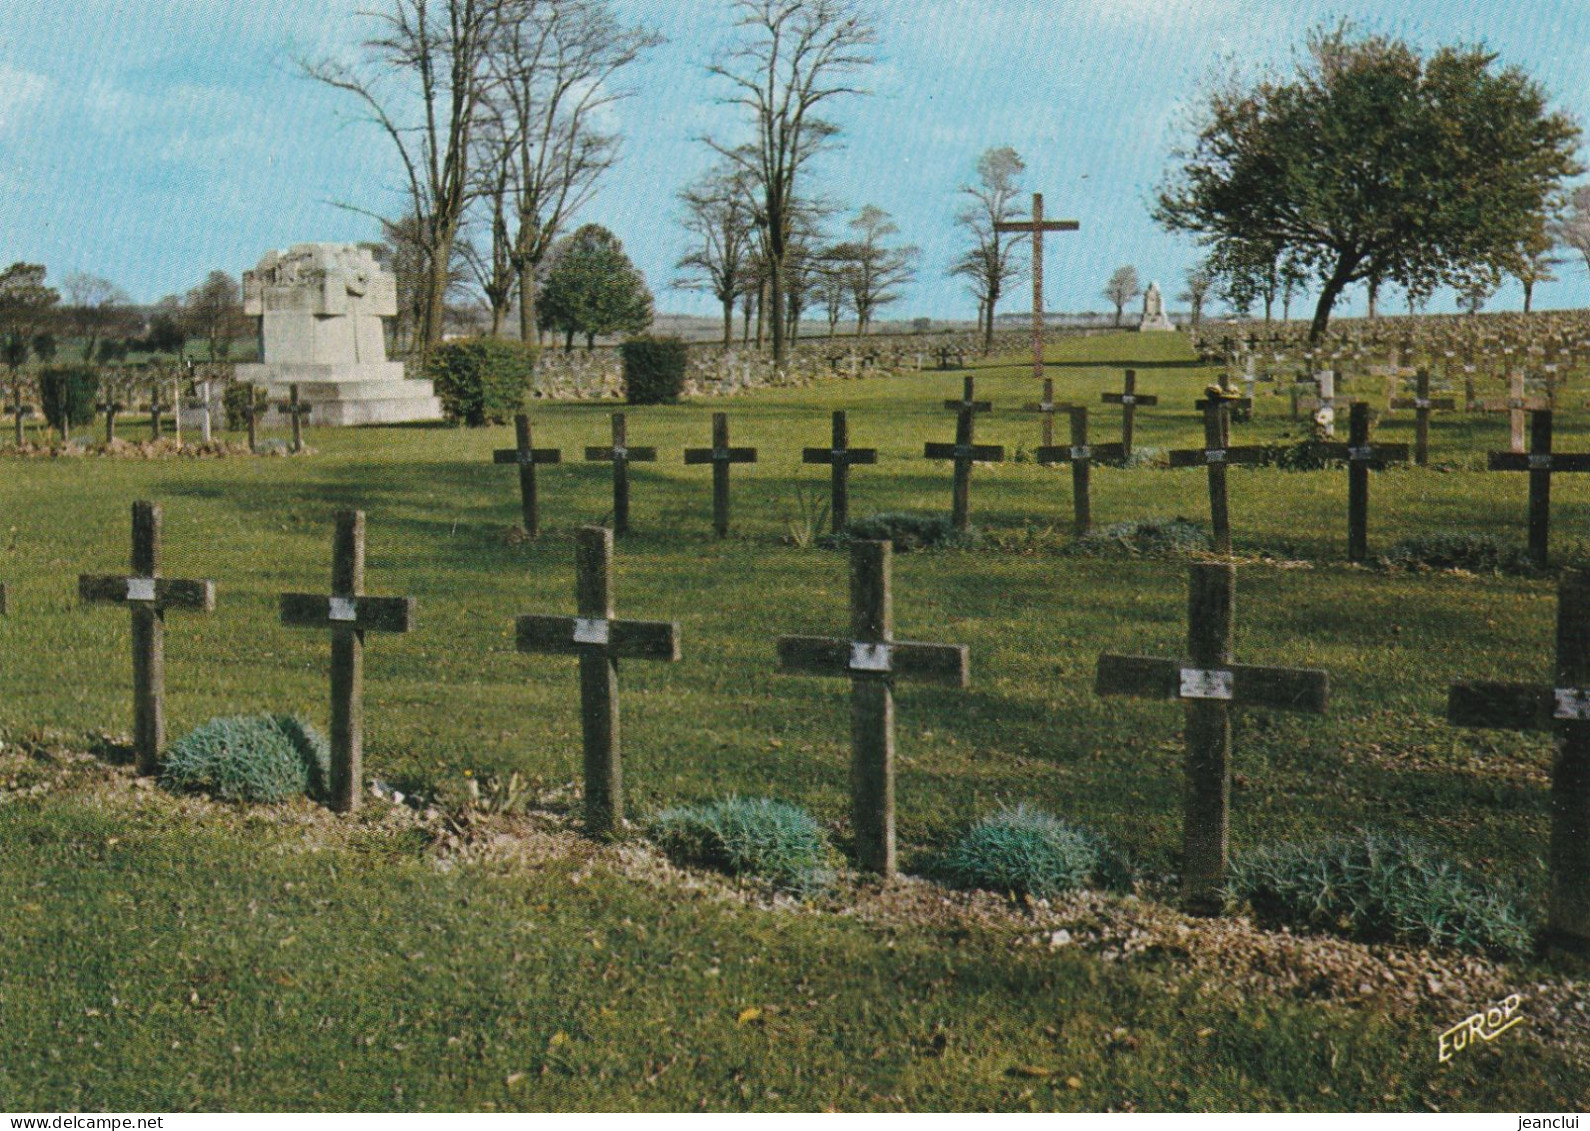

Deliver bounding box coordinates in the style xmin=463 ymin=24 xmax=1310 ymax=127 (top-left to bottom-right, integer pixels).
xmin=1072 ymin=517 xmax=1211 ymax=557
xmin=838 ymin=512 xmax=972 ymax=551
xmin=1223 ymin=830 xmax=1533 ymax=958
xmin=928 ymin=805 xmax=1131 ymax=899
xmin=162 ymin=714 xmax=330 ymax=804
xmin=621 ymin=335 xmax=688 ymax=405
xmin=37 ymin=365 xmax=99 ymax=431
xmin=223 ymin=381 xmax=268 ymax=432
xmin=1268 ymin=440 xmax=1344 ymax=470
xmin=1380 ymin=532 xmax=1536 ymax=576
xmin=648 ymin=797 xmax=833 ymax=894
xmin=426 ymin=338 xmax=539 ymax=426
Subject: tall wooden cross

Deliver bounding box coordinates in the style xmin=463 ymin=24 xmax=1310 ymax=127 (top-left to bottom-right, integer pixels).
xmin=1169 ymin=401 xmax=1269 ymax=554
xmin=1448 ymin=568 xmax=1590 ymax=951
xmin=143 ymin=380 xmax=174 ymax=442
xmin=79 ymin=501 xmax=216 ymax=776
xmin=1102 ymin=370 xmax=1157 ymax=459
xmin=1023 ymin=378 xmax=1068 ymax=449
xmin=684 ymin=412 xmax=757 ymax=538
xmin=1488 ymin=410 xmax=1590 ymax=570
xmin=776 ymin=539 xmax=969 ymax=875
xmin=585 ymin=412 xmax=657 ymax=535
xmin=1036 ymin=406 xmax=1122 ymax=536
xmin=515 ymin=526 xmax=681 ymax=836
xmin=802 ymin=410 xmax=876 ymax=534
xmin=96 ymin=387 xmax=125 ymax=445
xmin=924 ymin=406 xmax=1004 ymax=532
xmin=240 ymin=383 xmax=264 ymax=454
xmin=1096 ymin=563 xmax=1329 ymax=912
xmin=493 ymin=414 xmax=561 ymax=537
xmin=1317 ymin=402 xmax=1409 ymax=563
xmin=276 ymin=384 xmax=312 ymax=454
xmin=1476 ymin=371 xmax=1548 ymax=453
xmin=1388 ymin=368 xmax=1456 ymax=467
xmin=943 ymin=375 xmax=992 ymax=415
xmin=6 ymin=381 xmax=31 ymax=447
xmin=280 ymin=511 xmax=416 ymax=813
xmin=994 ymin=192 xmax=1079 ymax=383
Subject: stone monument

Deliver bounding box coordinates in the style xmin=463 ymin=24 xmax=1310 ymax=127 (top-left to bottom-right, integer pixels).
xmin=235 ymin=243 xmax=442 ymax=426
xmin=1139 ymin=281 xmax=1176 ymax=333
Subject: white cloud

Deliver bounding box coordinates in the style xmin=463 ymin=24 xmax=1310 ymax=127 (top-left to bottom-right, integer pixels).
xmin=0 ymin=63 xmax=47 ymax=132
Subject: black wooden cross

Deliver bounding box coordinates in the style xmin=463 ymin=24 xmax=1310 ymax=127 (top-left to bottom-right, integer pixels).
xmin=1102 ymin=369 xmax=1157 ymax=459
xmin=1389 ymin=368 xmax=1456 ymax=466
xmin=802 ymin=410 xmax=876 ymax=534
xmin=684 ymin=412 xmax=758 ymax=538
xmin=1194 ymin=374 xmax=1254 ymax=421
xmin=276 ymin=384 xmax=312 ymax=453
xmin=1169 ymin=401 xmax=1270 ymax=554
xmin=1096 ymin=563 xmax=1329 ymax=913
xmin=96 ymin=387 xmax=125 ymax=445
xmin=1036 ymin=406 xmax=1123 ymax=536
xmin=777 ymin=539 xmax=969 ymax=875
xmin=493 ymin=414 xmax=561 ymax=537
xmin=1022 ymin=378 xmax=1069 ymax=449
xmin=1448 ymin=568 xmax=1590 ymax=951
xmin=585 ymin=412 xmax=657 ymax=535
xmin=943 ymin=375 xmax=992 ymax=415
xmin=1316 ymin=402 xmax=1409 ymax=563
xmin=1488 ymin=410 xmax=1590 ymax=570
xmin=79 ymin=501 xmax=216 ymax=776
xmin=143 ymin=380 xmax=175 ymax=442
xmin=924 ymin=406 xmax=1004 ymax=532
xmin=994 ymin=192 xmax=1079 ymax=383
xmin=239 ymin=383 xmax=265 ymax=453
xmin=6 ymin=381 xmax=31 ymax=447
xmin=280 ymin=511 xmax=416 ymax=813
xmin=516 ymin=526 xmax=681 ymax=837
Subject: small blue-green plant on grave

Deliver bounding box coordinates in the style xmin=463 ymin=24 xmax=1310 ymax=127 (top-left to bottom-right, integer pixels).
xmin=1222 ymin=830 xmax=1533 ymax=958
xmin=836 ymin=512 xmax=973 ymax=551
xmin=647 ymin=797 xmax=834 ymax=895
xmin=1379 ymin=532 xmax=1537 ymax=576
xmin=1072 ymin=517 xmax=1211 ymax=557
xmin=162 ymin=714 xmax=330 ymax=804
xmin=928 ymin=804 xmax=1132 ymax=899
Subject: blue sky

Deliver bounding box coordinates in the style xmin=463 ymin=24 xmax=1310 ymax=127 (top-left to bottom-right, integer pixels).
xmin=2 ymin=1 xmax=1588 ymax=321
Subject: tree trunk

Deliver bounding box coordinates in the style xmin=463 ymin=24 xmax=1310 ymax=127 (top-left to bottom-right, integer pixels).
xmin=1524 ymin=280 xmax=1535 ymax=314
xmin=518 ymin=265 xmax=538 ymax=344
xmin=1263 ymin=295 xmax=1273 ymax=323
xmin=721 ymin=298 xmax=734 ymax=350
xmin=1309 ymin=261 xmax=1357 ymax=343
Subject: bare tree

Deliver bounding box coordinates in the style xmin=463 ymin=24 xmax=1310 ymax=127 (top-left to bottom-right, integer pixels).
xmin=706 ymin=0 xmax=877 ymax=365
xmin=1102 ymin=265 xmax=1140 ymax=327
xmin=675 ymin=166 xmax=757 ymax=349
xmin=59 ymin=272 xmax=132 ymax=361
xmin=304 ymin=0 xmax=500 ymax=360
xmin=183 ymin=271 xmax=246 ymax=361
xmin=828 ymin=204 xmax=917 ymax=336
xmin=1178 ymin=262 xmax=1213 ymax=330
xmin=1554 ymin=184 xmax=1590 ymax=279
xmin=947 ymin=146 xmax=1026 ymax=350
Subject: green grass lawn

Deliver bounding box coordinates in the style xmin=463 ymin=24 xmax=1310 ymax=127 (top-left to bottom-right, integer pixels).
xmin=1 ymin=331 xmax=1586 ymax=1110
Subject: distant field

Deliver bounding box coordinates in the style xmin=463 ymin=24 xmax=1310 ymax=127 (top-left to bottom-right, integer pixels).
xmin=1 ymin=330 xmax=1585 ymax=1111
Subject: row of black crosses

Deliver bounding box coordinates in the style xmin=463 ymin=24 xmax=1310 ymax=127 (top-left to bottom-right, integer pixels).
xmin=5 ymin=379 xmax=313 ymax=454
xmin=22 ymin=500 xmax=1590 ymax=951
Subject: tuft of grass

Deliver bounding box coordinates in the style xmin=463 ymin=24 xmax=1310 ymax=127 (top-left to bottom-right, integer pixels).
xmin=835 ymin=511 xmax=974 ymax=551
xmin=1222 ymin=830 xmax=1534 ymax=958
xmin=1379 ymin=532 xmax=1537 ymax=576
xmin=927 ymin=804 xmax=1132 ymax=899
xmin=162 ymin=714 xmax=330 ymax=804
xmin=1072 ymin=517 xmax=1211 ymax=557
xmin=647 ymin=796 xmax=835 ymax=895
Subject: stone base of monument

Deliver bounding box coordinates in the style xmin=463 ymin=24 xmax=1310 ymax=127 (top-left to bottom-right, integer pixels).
xmin=1138 ymin=314 xmax=1177 ymax=333
xmin=235 ymin=363 xmax=444 ymax=427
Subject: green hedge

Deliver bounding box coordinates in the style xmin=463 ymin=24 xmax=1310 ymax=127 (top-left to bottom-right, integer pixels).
xmin=38 ymin=365 xmax=100 ymax=431
xmin=426 ymin=338 xmax=539 ymax=426
xmin=621 ymin=336 xmax=688 ymax=405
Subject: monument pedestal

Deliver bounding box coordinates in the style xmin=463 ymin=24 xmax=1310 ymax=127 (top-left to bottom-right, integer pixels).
xmin=234 ymin=362 xmax=443 ymax=427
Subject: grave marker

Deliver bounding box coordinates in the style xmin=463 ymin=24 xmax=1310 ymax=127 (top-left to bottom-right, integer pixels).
xmin=276 ymin=384 xmax=312 ymax=453
xmin=1169 ymin=401 xmax=1270 ymax=553
xmin=777 ymin=539 xmax=969 ymax=874
xmin=143 ymin=380 xmax=175 ymax=442
xmin=493 ymin=414 xmax=561 ymax=537
xmin=6 ymin=382 xmax=31 ymax=447
xmin=1488 ymin=410 xmax=1590 ymax=570
xmin=924 ymin=406 xmax=1004 ymax=531
xmin=279 ymin=511 xmax=416 ymax=812
xmin=96 ymin=388 xmax=125 ymax=445
xmin=1036 ymin=406 xmax=1123 ymax=536
xmin=1317 ymin=402 xmax=1410 ymax=562
xmin=515 ymin=526 xmax=681 ymax=836
xmin=79 ymin=502 xmax=216 ymax=775
xmin=684 ymin=412 xmax=757 ymax=538
xmin=1022 ymin=378 xmax=1067 ymax=449
xmin=943 ymin=375 xmax=992 ymax=415
xmin=1096 ymin=563 xmax=1329 ymax=912
xmin=994 ymin=192 xmax=1079 ymax=382
xmin=1102 ymin=370 xmax=1157 ymax=458
xmin=585 ymin=412 xmax=657 ymax=535
xmin=1448 ymin=568 xmax=1590 ymax=951
xmin=1388 ymin=368 xmax=1456 ymax=466
xmin=802 ymin=410 xmax=876 ymax=533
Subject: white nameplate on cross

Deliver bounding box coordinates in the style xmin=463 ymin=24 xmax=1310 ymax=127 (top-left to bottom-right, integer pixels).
xmin=126 ymin=577 xmax=157 ymax=602
xmin=1119 ymin=395 xmax=1136 ymax=405
xmin=612 ymin=446 xmax=628 ymax=459
xmin=1349 ymin=446 xmax=1373 ymax=461
xmin=1179 ymin=668 xmax=1234 ymax=700
xmin=1530 ymin=455 xmax=1553 ymax=470
xmin=1553 ymin=688 xmax=1590 ymax=721
xmin=849 ymin=642 xmax=893 ymax=673
xmin=573 ymin=617 xmax=611 ymax=645
xmin=1415 ymin=398 xmax=1431 ymax=409
xmin=1070 ymin=446 xmax=1091 ymax=461
xmin=329 ymin=597 xmax=358 ymax=623
xmin=1205 ymin=449 xmax=1227 ymax=464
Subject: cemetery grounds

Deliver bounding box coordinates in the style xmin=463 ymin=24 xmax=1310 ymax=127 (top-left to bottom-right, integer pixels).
xmin=0 ymin=330 xmax=1586 ymax=1111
